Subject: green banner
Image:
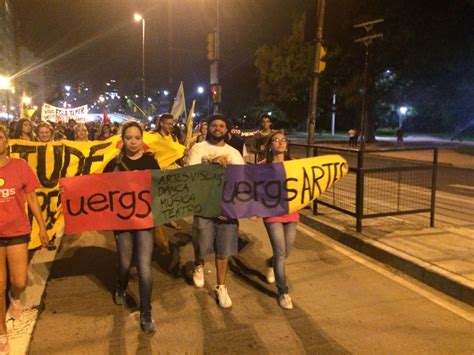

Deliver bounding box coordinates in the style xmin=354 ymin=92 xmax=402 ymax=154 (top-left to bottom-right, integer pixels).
xmin=151 ymin=164 xmax=225 ymax=225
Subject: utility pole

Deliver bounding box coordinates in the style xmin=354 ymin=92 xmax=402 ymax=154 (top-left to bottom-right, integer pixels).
xmin=306 ymin=0 xmax=326 ymax=150
xmin=168 ymin=0 xmax=173 ymax=90
xmin=212 ymin=0 xmax=220 ymax=113
xmin=354 ymin=19 xmax=383 ymax=150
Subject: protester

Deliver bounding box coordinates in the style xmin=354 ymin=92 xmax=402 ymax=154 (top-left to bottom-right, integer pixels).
xmin=103 ymin=120 xmax=159 ymax=335
xmin=254 ymin=113 xmax=273 ymax=160
xmin=196 ymin=120 xmax=208 ymax=143
xmin=347 ymin=128 xmax=357 ymax=147
xmin=86 ymin=122 xmax=98 ymax=141
xmin=37 ymin=122 xmax=55 ymax=142
xmin=154 ymin=113 xmax=184 ymax=229
xmin=188 ymin=120 xmax=208 ymax=149
xmin=96 ymin=123 xmax=113 ymax=140
xmin=226 ymin=130 xmax=248 ymax=161
xmin=260 ymin=130 xmax=298 ymax=310
xmin=0 ymin=125 xmax=49 ymax=353
xmin=63 ymin=119 xmax=76 ymax=140
xmin=8 ymin=121 xmax=17 ymax=138
xmin=395 ymin=128 xmax=404 ymax=148
xmin=74 ymin=123 xmax=89 ymax=142
xmin=11 ymin=118 xmax=36 ymax=141
xmin=187 ymin=113 xmax=245 ymax=308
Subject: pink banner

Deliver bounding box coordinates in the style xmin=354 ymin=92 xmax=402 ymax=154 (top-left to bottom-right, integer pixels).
xmin=60 ymin=171 xmax=154 ymax=234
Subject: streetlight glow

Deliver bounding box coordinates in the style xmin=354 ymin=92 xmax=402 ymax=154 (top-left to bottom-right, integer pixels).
xmin=197 ymin=86 xmax=204 ymax=94
xmin=0 ymin=76 xmax=11 ymax=90
xmin=22 ymin=96 xmax=32 ymax=105
xmin=134 ymin=13 xmax=143 ymax=22
xmin=163 ymin=90 xmax=169 ymax=96
xmin=64 ymin=85 xmax=71 ymax=91
xmin=399 ymin=106 xmax=408 ymax=115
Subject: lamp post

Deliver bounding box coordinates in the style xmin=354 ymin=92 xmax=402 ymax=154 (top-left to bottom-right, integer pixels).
xmin=134 ymin=13 xmax=146 ymax=120
xmin=398 ymin=106 xmax=407 ymax=128
xmin=354 ymin=19 xmax=384 ymax=150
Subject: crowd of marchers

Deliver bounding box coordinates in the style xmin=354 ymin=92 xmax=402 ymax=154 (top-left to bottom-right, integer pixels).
xmin=0 ymin=112 xmax=299 ymax=350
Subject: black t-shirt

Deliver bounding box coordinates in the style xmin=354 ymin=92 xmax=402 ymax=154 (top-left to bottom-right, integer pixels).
xmin=227 ymin=134 xmax=245 ymax=155
xmin=103 ymin=153 xmax=160 ymax=172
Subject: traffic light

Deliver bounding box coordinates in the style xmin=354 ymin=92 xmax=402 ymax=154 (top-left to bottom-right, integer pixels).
xmin=207 ymin=33 xmax=216 ymax=61
xmin=210 ymin=84 xmax=221 ymax=103
xmin=319 ymin=46 xmax=327 ymax=72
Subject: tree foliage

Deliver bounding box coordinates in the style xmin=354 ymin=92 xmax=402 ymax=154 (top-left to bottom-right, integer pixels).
xmin=255 ymin=0 xmax=474 ymax=135
xmin=255 ymin=16 xmax=313 ymax=127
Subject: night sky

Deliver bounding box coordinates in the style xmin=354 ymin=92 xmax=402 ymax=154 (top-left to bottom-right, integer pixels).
xmin=11 ymin=0 xmax=474 ymax=119
xmin=12 ymin=0 xmax=306 ymax=107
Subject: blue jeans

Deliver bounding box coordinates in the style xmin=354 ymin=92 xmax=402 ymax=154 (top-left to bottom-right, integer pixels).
xmin=114 ymin=229 xmax=154 ymax=313
xmin=264 ymin=222 xmax=297 ymax=295
xmin=192 ymin=216 xmax=239 ymax=261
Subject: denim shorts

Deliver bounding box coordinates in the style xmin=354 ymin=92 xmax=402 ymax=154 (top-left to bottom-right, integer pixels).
xmin=192 ymin=216 xmax=239 ymax=259
xmin=0 ymin=234 xmax=30 ymax=247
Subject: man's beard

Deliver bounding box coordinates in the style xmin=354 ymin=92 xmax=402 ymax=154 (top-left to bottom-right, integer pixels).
xmin=208 ymin=133 xmax=225 ymax=143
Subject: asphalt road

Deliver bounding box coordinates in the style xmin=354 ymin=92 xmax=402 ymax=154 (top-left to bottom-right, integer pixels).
xmin=29 ymin=218 xmax=473 ymax=354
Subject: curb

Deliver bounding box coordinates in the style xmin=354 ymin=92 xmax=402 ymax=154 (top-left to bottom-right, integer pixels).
xmin=299 ymin=214 xmax=474 ymax=307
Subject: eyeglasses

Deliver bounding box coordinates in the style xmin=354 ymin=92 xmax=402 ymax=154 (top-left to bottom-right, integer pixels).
xmin=272 ymin=138 xmax=287 ymax=143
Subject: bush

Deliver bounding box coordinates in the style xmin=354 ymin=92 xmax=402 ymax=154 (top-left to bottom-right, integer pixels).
xmin=376 ymin=127 xmax=397 ymax=136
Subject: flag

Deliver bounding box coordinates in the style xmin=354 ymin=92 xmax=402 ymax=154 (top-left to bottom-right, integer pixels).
xmin=185 ymin=100 xmax=196 ymax=147
xmin=103 ymin=111 xmax=110 ymax=124
xmin=170 ymin=81 xmax=186 ymax=121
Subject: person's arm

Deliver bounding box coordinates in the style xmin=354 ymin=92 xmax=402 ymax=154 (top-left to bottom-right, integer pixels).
xmin=187 ymin=144 xmax=202 ymax=166
xmin=26 ymin=191 xmax=49 ymax=248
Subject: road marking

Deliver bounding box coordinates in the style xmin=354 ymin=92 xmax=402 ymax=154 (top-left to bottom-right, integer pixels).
xmin=297 ymin=225 xmax=474 ymax=323
xmin=449 ymin=184 xmax=474 ymax=191
xmin=9 ymin=236 xmax=62 ymax=354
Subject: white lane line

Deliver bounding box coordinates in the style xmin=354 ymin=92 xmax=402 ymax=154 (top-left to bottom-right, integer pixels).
xmin=9 ymin=236 xmax=62 ymax=354
xmin=297 ymin=225 xmax=474 ymax=323
xmin=449 ymin=184 xmax=474 ymax=191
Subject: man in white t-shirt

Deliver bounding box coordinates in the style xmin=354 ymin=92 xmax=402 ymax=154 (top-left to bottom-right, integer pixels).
xmin=187 ymin=114 xmax=244 ymax=308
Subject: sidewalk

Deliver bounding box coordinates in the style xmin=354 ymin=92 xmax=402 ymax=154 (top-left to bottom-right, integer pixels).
xmin=300 ymin=201 xmax=474 ymax=306
xmin=295 ymin=142 xmax=473 ymax=305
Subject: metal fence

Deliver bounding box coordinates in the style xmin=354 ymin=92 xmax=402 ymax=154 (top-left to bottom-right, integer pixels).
xmin=287 ymin=143 xmax=438 ymax=232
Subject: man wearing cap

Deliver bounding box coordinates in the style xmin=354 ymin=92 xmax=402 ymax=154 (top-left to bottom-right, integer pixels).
xmin=187 ymin=113 xmax=245 ymax=308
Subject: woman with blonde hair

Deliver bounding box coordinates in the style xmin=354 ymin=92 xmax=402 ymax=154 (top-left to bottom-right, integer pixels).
xmin=74 ymin=123 xmax=89 ymax=142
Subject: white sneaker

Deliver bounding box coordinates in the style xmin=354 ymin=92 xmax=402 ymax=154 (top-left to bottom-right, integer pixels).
xmin=266 ymin=266 xmax=275 ymax=284
xmin=193 ymin=265 xmax=205 ymax=288
xmin=215 ymin=285 xmax=232 ymax=308
xmin=278 ymin=294 xmax=293 ymax=310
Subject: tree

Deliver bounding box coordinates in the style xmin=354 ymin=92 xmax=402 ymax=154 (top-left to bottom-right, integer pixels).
xmin=255 ymin=16 xmax=313 ymax=127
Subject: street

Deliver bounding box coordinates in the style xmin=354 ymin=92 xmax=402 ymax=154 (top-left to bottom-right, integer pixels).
xmin=28 ymin=218 xmax=473 ymax=354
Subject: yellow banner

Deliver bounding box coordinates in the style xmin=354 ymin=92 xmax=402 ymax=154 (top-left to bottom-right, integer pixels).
xmin=9 ymin=132 xmax=185 ymax=249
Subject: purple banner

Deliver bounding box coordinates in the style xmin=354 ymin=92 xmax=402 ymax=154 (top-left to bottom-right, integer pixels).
xmin=221 ymin=163 xmax=288 ymax=218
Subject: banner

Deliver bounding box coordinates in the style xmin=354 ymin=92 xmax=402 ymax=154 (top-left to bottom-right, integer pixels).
xmin=221 ymin=155 xmax=348 ymax=218
xmin=8 ymin=133 xmax=185 ymax=248
xmin=41 ymin=103 xmax=89 ymax=122
xmin=59 ymin=155 xmax=348 ymax=233
xmin=151 ymin=164 xmax=224 ymax=225
xmin=61 ymin=171 xmax=154 ymax=234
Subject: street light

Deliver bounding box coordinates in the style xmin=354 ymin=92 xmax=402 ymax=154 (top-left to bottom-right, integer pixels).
xmin=197 ymin=86 xmax=204 ymax=94
xmin=0 ymin=76 xmax=11 ymax=90
xmin=399 ymin=106 xmax=408 ymax=128
xmin=134 ymin=13 xmax=146 ymax=120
